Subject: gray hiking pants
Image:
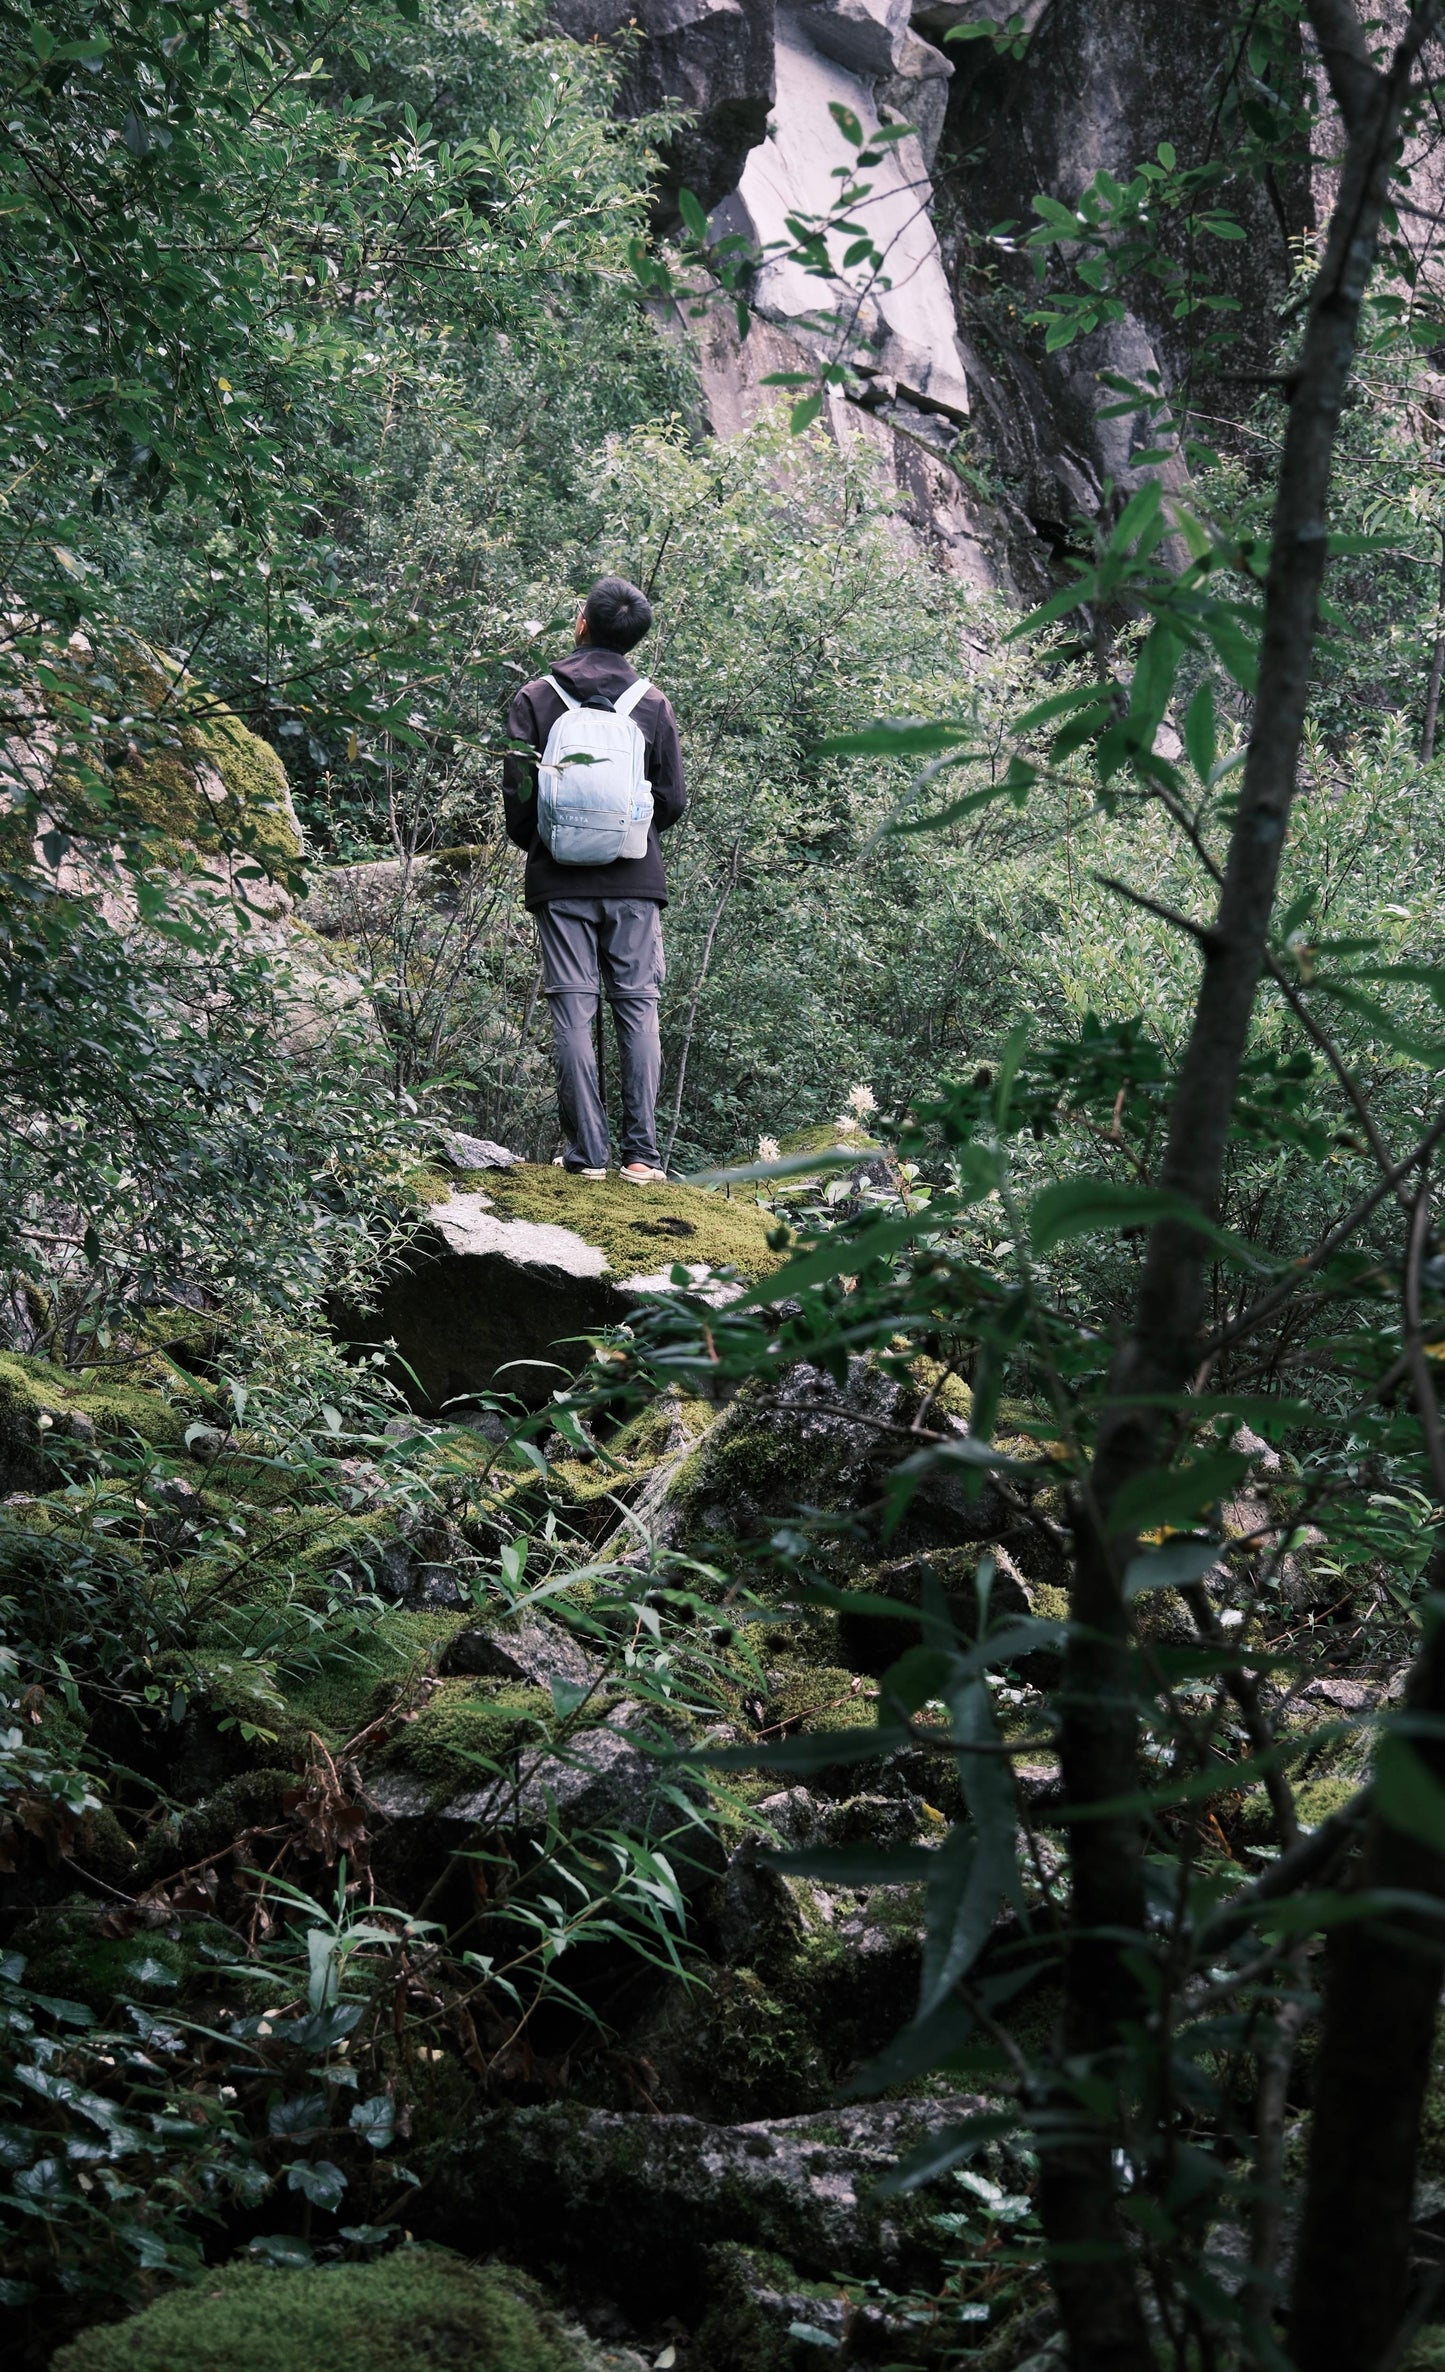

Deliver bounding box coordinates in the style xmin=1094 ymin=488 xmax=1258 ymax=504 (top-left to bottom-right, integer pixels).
xmin=535 ymin=898 xmax=665 ymax=1171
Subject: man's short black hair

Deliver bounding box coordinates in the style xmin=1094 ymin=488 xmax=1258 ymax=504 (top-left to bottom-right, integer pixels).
xmin=584 ymin=576 xmax=653 ymax=654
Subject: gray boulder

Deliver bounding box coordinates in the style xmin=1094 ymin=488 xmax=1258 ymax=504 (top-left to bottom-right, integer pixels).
xmin=366 ymin=1707 xmax=694 ymax=1846
xmin=441 ymin=1611 xmax=602 ymax=1694
xmin=431 ymin=2095 xmax=982 ymax=2315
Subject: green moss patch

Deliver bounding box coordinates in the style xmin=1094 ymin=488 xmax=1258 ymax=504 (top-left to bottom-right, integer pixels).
xmin=42 ymin=633 xmax=300 ymax=874
xmin=15 ymin=1896 xmax=230 ymax=2016
xmin=0 ymin=1351 xmax=190 ymax=1490
xmin=109 ymin=641 xmax=299 ymax=867
xmin=379 ymin=1678 xmax=554 ymax=1794
xmin=264 ymin=1607 xmax=460 ymax=1749
xmin=51 ymin=2249 xmax=581 ymax=2372
xmin=475 ymin=1164 xmax=781 ymax=1284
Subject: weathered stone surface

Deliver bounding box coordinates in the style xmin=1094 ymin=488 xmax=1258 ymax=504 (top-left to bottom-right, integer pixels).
xmin=797 ymin=0 xmax=911 ymax=77
xmin=348 ymin=1167 xmax=776 ymax=1410
xmin=933 ymin=0 xmax=1311 ymax=508
xmin=432 ymin=2095 xmax=981 ymax=2314
xmin=441 ymin=1611 xmax=602 ymax=1693
xmin=727 ymin=14 xmax=969 ymax=418
xmin=440 ymin=1129 xmax=521 ymax=1170
xmin=368 ymin=1707 xmax=682 ymax=1840
xmin=659 ymin=1356 xmax=1061 ymax=1582
xmin=684 ymin=300 xmax=1032 ymax=591
xmin=549 ymin=0 xmax=777 ymax=224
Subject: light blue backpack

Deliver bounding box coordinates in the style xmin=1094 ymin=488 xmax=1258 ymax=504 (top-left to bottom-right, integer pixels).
xmin=536 ymin=676 xmax=654 ymax=866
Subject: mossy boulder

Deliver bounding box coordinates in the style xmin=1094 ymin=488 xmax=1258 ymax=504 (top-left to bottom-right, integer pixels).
xmin=13 ymin=1895 xmax=230 ymax=2015
xmin=0 ymin=1351 xmax=189 ymax=1491
xmin=431 ymin=2098 xmax=978 ymax=2323
xmin=355 ymin=1164 xmax=780 ymax=1410
xmin=657 ymin=1358 xmax=1060 ymax=1585
xmin=50 ymin=2249 xmax=582 ymax=2372
xmin=40 ymin=629 xmax=302 ymax=879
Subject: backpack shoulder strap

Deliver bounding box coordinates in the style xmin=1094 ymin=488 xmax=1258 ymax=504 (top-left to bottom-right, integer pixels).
xmin=544 ymin=674 xmax=580 ymax=712
xmin=613 ymin=676 xmax=651 ymax=720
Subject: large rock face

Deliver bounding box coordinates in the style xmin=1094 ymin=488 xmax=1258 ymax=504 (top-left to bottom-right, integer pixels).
xmin=548 ymin=0 xmax=777 ymax=224
xmin=432 ymin=2096 xmax=979 ymax=2312
xmin=556 ymin=0 xmax=1311 ymax=581
xmin=724 ymin=9 xmax=966 ymax=415
xmin=931 ymin=0 xmax=1312 ymax=518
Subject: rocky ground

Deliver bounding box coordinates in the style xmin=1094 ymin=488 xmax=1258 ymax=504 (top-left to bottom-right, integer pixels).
xmin=1 ymin=1143 xmax=1415 ymax=2370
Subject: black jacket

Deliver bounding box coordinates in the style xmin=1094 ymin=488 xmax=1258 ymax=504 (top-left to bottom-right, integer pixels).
xmin=503 ymin=646 xmax=687 ymax=908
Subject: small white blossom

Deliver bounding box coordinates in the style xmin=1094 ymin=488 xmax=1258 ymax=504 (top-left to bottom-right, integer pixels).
xmin=756 ymin=1134 xmax=780 ymax=1162
xmin=834 ymin=1113 xmax=860 ymax=1136
xmin=845 ymin=1083 xmax=877 ymax=1118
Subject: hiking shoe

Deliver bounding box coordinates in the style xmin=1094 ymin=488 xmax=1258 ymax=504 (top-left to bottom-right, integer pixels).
xmin=620 ymin=1162 xmax=667 ymax=1186
xmin=565 ymin=1165 xmax=608 ymax=1180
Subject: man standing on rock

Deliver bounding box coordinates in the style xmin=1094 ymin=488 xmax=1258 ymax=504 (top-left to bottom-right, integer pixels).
xmin=503 ymin=576 xmax=687 ymax=1184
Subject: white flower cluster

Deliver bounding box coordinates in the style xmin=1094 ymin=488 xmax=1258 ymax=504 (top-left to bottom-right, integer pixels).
xmin=756 ymin=1134 xmax=780 ymax=1162
xmin=834 ymin=1082 xmax=877 ymax=1136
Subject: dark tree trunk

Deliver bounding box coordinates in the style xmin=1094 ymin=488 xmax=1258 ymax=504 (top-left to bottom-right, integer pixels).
xmin=1038 ymin=10 xmax=1437 ymax=2366
xmin=1288 ymin=1610 xmax=1445 ymax=2370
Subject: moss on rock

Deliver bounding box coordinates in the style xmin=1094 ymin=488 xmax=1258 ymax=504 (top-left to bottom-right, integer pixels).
xmin=379 ymin=1678 xmax=554 ymax=1795
xmin=363 ymin=1166 xmax=780 ymax=1412
xmin=53 ymin=633 xmax=301 ymax=872
xmin=477 ymin=1164 xmax=781 ymax=1284
xmin=50 ymin=2249 xmax=581 ymax=2372
xmin=0 ymin=1351 xmax=190 ymax=1490
xmin=14 ymin=1895 xmax=232 ymax=2015
xmin=1239 ymin=1774 xmax=1357 ymax=1844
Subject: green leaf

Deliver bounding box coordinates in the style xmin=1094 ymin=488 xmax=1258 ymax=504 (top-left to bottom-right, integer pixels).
xmin=286 ymin=2157 xmax=347 ymax=2209
xmin=829 ymin=101 xmax=865 ymax=145
xmin=1007 ymin=571 xmax=1099 ymax=643
xmin=765 ymin=1844 xmax=941 ymax=1884
xmin=884 ymin=781 xmax=1015 ymax=836
xmin=876 ymin=2109 xmax=1020 ymax=2196
xmin=348 ymin=2095 xmax=396 ymax=2150
xmin=1014 ymin=684 xmax=1115 ymax=735
xmin=815 ymin=718 xmax=979 ymax=757
xmin=1029 ymin=1177 xmax=1205 ymax=1256
xmin=1110 ymin=477 xmax=1164 ymax=552
xmin=842 ymin=1996 xmax=978 ymax=2098
xmin=677 ymin=186 xmax=708 ymax=239
xmin=1199 ymin=603 xmax=1259 ymax=692
xmin=247 ymin=2235 xmax=315 ymax=2270
xmin=732 ymin=1207 xmax=949 ymax=1308
xmin=267 ymin=2093 xmax=329 ymax=2141
xmin=790 ymin=394 xmax=822 ymax=435
xmin=1109 ymin=1451 xmax=1252 ymax=1535
xmin=680 ymin=1725 xmax=904 ymax=1775
xmin=1127 ymin=622 xmax=1182 ymax=736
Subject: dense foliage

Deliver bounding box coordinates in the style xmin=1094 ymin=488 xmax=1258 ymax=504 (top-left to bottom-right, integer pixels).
xmin=11 ymin=2 xmax=1445 ymax=2370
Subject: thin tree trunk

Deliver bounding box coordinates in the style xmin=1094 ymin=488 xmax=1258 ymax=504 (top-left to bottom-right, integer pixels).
xmin=1288 ymin=1599 xmax=1445 ymax=2372
xmin=1289 ymin=1188 xmax=1445 ymax=2369
xmin=660 ymin=842 xmax=741 ymax=1175
xmin=1421 ymin=523 xmax=1445 ymax=761
xmin=1037 ymin=12 xmax=1435 ymax=2366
